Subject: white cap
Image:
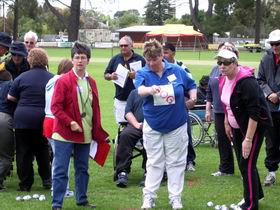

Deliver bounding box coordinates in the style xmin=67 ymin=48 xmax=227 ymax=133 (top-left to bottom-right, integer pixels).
xmin=216 ymin=49 xmax=237 ymax=59
xmin=267 ymin=29 xmax=280 ymax=43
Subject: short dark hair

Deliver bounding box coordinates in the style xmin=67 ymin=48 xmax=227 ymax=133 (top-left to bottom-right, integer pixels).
xmin=71 ymin=42 xmax=91 ymax=60
xmin=163 ymin=42 xmax=176 ymax=52
xmin=199 ymin=75 xmax=209 ymax=87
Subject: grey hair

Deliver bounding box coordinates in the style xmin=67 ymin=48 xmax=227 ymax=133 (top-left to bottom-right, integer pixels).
xmin=24 ymin=30 xmax=38 ymax=42
xmin=119 ymin=35 xmax=133 ymax=46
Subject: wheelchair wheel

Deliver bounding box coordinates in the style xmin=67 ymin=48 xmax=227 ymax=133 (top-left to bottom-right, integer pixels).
xmin=189 ymin=112 xmax=204 ymax=147
xmin=112 ymin=134 xmax=119 ymax=171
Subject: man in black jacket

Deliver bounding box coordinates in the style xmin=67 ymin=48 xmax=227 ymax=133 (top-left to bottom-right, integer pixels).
xmin=257 ymin=29 xmax=280 ymax=186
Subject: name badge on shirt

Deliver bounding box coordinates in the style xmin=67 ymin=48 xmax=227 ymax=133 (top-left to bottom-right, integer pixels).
xmin=167 ymin=74 xmax=177 ymax=82
xmin=77 ymin=86 xmax=84 ymax=93
xmin=153 ymin=84 xmax=175 ymax=106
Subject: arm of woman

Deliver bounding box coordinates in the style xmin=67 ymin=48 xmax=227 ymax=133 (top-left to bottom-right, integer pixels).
xmin=138 ymin=85 xmax=160 ymax=96
xmin=242 ymin=118 xmax=257 ymax=159
xmin=205 ymin=101 xmax=212 ymax=122
xmin=185 ymin=88 xmax=197 ymax=109
xmin=7 ymin=94 xmax=17 ymax=102
xmin=224 ymin=114 xmax=233 ymax=141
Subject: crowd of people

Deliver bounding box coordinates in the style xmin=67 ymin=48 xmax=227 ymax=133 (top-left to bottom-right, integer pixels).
xmin=0 ymin=28 xmax=279 ymax=210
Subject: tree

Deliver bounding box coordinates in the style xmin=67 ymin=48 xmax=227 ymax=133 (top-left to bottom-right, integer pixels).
xmin=144 ymin=0 xmax=175 ymax=25
xmin=254 ymin=0 xmax=261 ymax=44
xmin=45 ymin=0 xmax=81 ymax=41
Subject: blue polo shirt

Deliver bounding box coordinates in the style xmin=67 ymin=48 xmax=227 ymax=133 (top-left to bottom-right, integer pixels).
xmin=104 ymin=51 xmax=146 ymax=101
xmin=135 ymin=60 xmax=196 ymax=133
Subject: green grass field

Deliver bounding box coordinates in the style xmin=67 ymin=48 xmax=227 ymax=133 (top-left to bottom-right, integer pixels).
xmin=1 ymin=48 xmax=278 ymax=210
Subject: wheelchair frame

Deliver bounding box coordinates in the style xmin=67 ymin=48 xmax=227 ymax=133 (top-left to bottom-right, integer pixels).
xmin=189 ymin=105 xmax=217 ymax=147
xmin=112 ymin=122 xmax=144 ymax=171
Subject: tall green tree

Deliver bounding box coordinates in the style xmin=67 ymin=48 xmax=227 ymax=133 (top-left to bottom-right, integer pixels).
xmin=144 ymin=0 xmax=175 ymax=25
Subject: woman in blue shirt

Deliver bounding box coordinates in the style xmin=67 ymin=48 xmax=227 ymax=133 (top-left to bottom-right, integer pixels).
xmin=135 ymin=39 xmax=196 ymax=210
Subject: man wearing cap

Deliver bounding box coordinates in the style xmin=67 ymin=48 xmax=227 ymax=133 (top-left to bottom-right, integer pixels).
xmin=5 ymin=41 xmax=30 ymax=79
xmin=0 ymin=32 xmax=12 ymax=66
xmin=104 ymin=35 xmax=146 ymax=123
xmin=257 ymin=29 xmax=280 ymax=186
xmin=163 ymin=42 xmax=197 ymax=172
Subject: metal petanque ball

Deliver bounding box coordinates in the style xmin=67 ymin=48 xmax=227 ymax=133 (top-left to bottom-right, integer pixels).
xmin=207 ymin=201 xmax=214 ymax=207
xmin=214 ymin=205 xmax=221 ymax=210
xmin=23 ymin=195 xmax=32 ymax=201
xmin=221 ymin=205 xmax=229 ymax=210
xmin=32 ymin=194 xmax=40 ymax=199
xmin=16 ymin=196 xmax=23 ymax=201
xmin=39 ymin=195 xmax=46 ymax=201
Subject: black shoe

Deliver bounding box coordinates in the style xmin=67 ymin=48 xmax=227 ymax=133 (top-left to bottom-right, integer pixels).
xmin=43 ymin=179 xmax=52 ymax=189
xmin=116 ymin=172 xmax=128 ymax=188
xmin=17 ymin=186 xmax=31 ymax=192
xmin=52 ymin=207 xmax=62 ymax=210
xmin=77 ymin=202 xmax=96 ymax=209
xmin=139 ymin=173 xmax=146 ymax=187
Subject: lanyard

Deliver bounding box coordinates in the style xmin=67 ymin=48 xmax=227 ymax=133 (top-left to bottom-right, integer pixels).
xmin=77 ymin=79 xmax=90 ymax=118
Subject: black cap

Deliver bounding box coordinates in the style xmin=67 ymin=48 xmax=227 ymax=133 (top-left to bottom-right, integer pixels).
xmin=0 ymin=32 xmax=12 ymax=48
xmin=163 ymin=42 xmax=176 ymax=52
xmin=10 ymin=41 xmax=28 ymax=57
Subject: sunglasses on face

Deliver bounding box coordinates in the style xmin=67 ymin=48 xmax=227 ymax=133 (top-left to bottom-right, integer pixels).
xmin=25 ymin=41 xmax=34 ymax=45
xmin=120 ymin=44 xmax=129 ymax=48
xmin=217 ymin=60 xmax=233 ymax=66
xmin=11 ymin=53 xmax=22 ymax=57
xmin=271 ymin=42 xmax=280 ymax=46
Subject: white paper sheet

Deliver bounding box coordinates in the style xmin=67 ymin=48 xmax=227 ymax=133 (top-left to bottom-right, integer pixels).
xmin=129 ymin=60 xmax=142 ymax=72
xmin=89 ymin=140 xmax=98 ymax=159
xmin=113 ymin=64 xmax=129 ymax=88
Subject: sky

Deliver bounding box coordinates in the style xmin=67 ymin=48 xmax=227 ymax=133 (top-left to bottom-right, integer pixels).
xmin=40 ymin=0 xmax=209 ymax=18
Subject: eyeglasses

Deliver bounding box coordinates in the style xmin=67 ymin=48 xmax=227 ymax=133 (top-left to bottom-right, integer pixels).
xmin=217 ymin=60 xmax=233 ymax=66
xmin=270 ymin=42 xmax=280 ymax=46
xmin=73 ymin=55 xmax=88 ymax=60
xmin=25 ymin=41 xmax=34 ymax=45
xmin=120 ymin=44 xmax=129 ymax=48
xmin=11 ymin=53 xmax=22 ymax=57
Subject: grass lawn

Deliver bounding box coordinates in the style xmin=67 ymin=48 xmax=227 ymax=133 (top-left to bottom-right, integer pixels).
xmin=1 ymin=48 xmax=278 ymax=210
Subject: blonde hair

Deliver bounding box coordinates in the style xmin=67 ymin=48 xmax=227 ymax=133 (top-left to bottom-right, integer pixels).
xmin=28 ymin=48 xmax=48 ymax=68
xmin=143 ymin=39 xmax=162 ymax=59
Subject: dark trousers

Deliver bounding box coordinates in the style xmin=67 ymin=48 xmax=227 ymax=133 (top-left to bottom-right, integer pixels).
xmin=215 ymin=113 xmax=234 ymax=174
xmin=15 ymin=129 xmax=51 ymax=189
xmin=187 ymin=116 xmax=196 ymax=164
xmin=232 ymin=128 xmax=264 ymax=210
xmin=115 ymin=124 xmax=147 ymax=175
xmin=0 ymin=113 xmax=14 ymax=184
xmin=264 ymin=112 xmax=280 ymax=172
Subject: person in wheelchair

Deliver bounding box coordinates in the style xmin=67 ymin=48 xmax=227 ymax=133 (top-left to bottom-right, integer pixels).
xmin=115 ymin=89 xmax=146 ymax=188
xmin=163 ymin=42 xmax=196 ymax=172
xmin=196 ymin=75 xmax=209 ymax=105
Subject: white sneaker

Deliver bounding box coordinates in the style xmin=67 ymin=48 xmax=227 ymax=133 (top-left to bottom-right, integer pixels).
xmin=141 ymin=195 xmax=155 ymax=209
xmin=237 ymin=198 xmax=245 ymax=206
xmin=170 ymin=197 xmax=183 ymax=210
xmin=264 ymin=171 xmax=276 ymax=186
xmin=65 ymin=190 xmax=74 ymax=198
xmin=186 ymin=162 xmax=195 ymax=172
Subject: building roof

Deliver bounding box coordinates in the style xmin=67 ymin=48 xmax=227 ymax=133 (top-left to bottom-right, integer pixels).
xmin=117 ymin=25 xmax=162 ymax=32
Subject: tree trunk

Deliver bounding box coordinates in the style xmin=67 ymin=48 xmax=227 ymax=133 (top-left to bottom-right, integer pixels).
xmin=68 ymin=0 xmax=81 ymax=41
xmin=188 ymin=0 xmax=205 ymax=34
xmin=13 ymin=0 xmax=19 ymax=40
xmin=206 ymin=0 xmax=214 ymax=17
xmin=45 ymin=0 xmax=81 ymax=41
xmin=254 ymin=0 xmax=261 ymax=44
